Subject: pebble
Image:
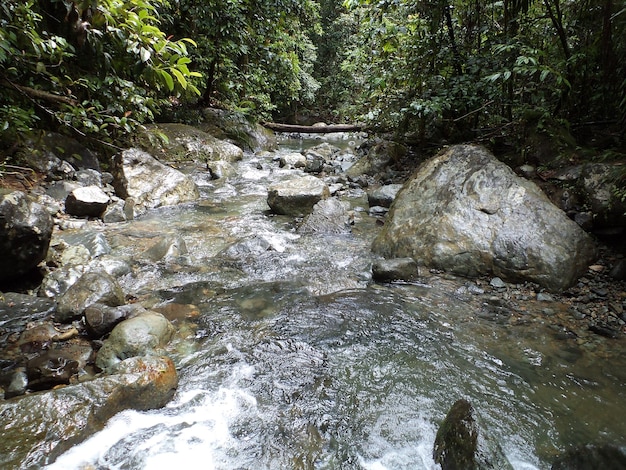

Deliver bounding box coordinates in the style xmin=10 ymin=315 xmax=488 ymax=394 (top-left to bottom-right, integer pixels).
xmin=536 ymin=292 xmax=554 ymax=302
xmin=489 ymin=277 xmax=506 ymax=288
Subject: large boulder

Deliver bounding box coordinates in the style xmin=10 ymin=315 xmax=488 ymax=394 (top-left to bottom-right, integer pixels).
xmin=372 ymin=145 xmax=598 ymax=292
xmin=267 ymin=175 xmax=330 ymax=216
xmin=551 ymin=444 xmax=626 ymax=470
xmin=200 ymin=107 xmax=277 ymax=152
xmin=297 ymin=198 xmax=352 ymax=235
xmin=346 ymin=140 xmax=407 ymax=178
xmin=0 ymin=190 xmax=54 ymax=282
xmin=134 ymin=123 xmax=244 ymax=163
xmin=111 ymin=148 xmax=199 ymax=218
xmin=0 ymin=355 xmax=177 ymax=469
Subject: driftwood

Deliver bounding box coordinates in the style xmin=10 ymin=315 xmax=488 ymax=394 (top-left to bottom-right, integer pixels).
xmin=262 ymin=122 xmax=364 ymax=134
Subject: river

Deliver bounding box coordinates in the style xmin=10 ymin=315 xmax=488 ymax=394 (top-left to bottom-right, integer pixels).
xmin=45 ymin=135 xmax=625 ymax=469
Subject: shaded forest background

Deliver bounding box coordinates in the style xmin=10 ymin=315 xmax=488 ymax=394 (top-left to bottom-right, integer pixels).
xmin=1 ymin=0 xmax=624 ymax=180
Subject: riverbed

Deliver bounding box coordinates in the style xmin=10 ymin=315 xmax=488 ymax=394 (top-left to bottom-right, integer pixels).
xmin=41 ymin=135 xmax=626 ymax=469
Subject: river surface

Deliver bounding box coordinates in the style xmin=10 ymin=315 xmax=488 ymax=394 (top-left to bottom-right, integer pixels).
xmin=46 ymin=136 xmax=625 ymax=469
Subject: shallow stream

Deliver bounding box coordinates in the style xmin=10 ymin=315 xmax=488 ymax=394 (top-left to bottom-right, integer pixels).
xmin=46 ymin=136 xmax=625 ymax=469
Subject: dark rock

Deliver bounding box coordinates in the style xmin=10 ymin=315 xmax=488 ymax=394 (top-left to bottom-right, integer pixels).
xmin=588 ymin=323 xmax=619 ymax=339
xmin=433 ymin=399 xmax=512 ymax=470
xmin=0 ymin=356 xmax=177 ymax=468
xmin=372 ymin=145 xmax=598 ymax=292
xmin=609 ymin=259 xmax=626 ymax=281
xmin=372 ymin=258 xmax=420 ymax=282
xmin=84 ymin=303 xmax=133 ymax=338
xmin=304 ymin=150 xmax=325 ymax=173
xmin=346 ymin=139 xmax=407 ymax=178
xmin=26 ymin=351 xmax=79 ymax=391
xmin=64 ymin=185 xmax=110 ymax=217
xmin=551 ymin=444 xmax=626 ymax=470
xmin=0 ymin=191 xmax=54 ymax=282
xmin=55 ymin=270 xmax=125 ymax=323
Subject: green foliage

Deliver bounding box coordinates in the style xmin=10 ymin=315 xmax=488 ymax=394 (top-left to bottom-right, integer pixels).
xmin=0 ymin=0 xmax=201 ymax=149
xmin=169 ymin=0 xmax=322 ymax=119
xmin=336 ymin=0 xmax=626 ymax=147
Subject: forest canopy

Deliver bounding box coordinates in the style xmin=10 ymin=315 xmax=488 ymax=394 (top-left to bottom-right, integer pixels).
xmin=0 ymin=0 xmax=624 ymax=154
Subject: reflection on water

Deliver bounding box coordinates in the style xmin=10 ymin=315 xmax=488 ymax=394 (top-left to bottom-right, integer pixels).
xmin=47 ymin=139 xmax=625 ymax=469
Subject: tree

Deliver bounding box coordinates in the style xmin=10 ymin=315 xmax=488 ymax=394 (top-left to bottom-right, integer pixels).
xmin=0 ymin=0 xmax=200 ymax=149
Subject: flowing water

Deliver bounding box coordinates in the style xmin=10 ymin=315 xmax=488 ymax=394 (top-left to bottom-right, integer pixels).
xmin=46 ymin=136 xmax=625 ymax=469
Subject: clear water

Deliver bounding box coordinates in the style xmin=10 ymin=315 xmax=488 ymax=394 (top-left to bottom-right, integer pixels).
xmin=45 ymin=138 xmax=626 ymax=469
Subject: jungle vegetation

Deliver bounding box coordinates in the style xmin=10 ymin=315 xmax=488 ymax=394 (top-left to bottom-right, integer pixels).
xmin=0 ymin=0 xmax=624 ymax=159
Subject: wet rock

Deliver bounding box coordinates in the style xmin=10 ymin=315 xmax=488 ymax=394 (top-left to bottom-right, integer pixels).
xmin=55 ymin=270 xmax=125 ymax=323
xmin=95 ymin=311 xmax=175 ymax=370
xmin=4 ymin=368 xmax=28 ymax=398
xmin=207 ymin=160 xmax=237 ymax=179
xmin=84 ymin=303 xmax=133 ymax=338
xmin=489 ymin=277 xmax=506 ymax=288
xmin=372 ymin=258 xmax=420 ymax=282
xmin=200 ymin=107 xmax=277 ymax=152
xmin=304 ymin=150 xmax=325 ymax=173
xmin=111 ymin=148 xmax=199 ymax=218
xmin=609 ymin=259 xmax=626 ymax=281
xmin=134 ymin=123 xmax=244 ymax=163
xmin=297 ymin=198 xmax=352 ymax=235
xmin=58 ymin=230 xmax=112 ymax=258
xmin=64 ymin=185 xmax=110 ymax=218
xmin=372 ymin=145 xmax=598 ymax=292
xmin=220 ymin=236 xmax=272 ymax=259
xmin=0 ymin=293 xmax=56 ymax=333
xmin=0 ymin=190 xmax=54 ymax=283
xmin=551 ymin=443 xmax=626 ymax=470
xmin=588 ymin=323 xmax=619 ymax=339
xmin=346 ymin=139 xmax=407 ymax=178
xmin=26 ymin=351 xmax=80 ymax=391
xmin=143 ymin=235 xmax=188 ymax=263
xmin=0 ymin=355 xmax=177 ymax=468
xmin=577 ymin=163 xmax=626 ymax=230
xmin=367 ymin=184 xmax=403 ymax=208
xmin=433 ymin=399 xmax=512 ymax=470
xmin=280 ymin=152 xmax=307 ymax=169
xmin=101 ymin=198 xmax=127 ymax=223
xmin=267 ymin=175 xmax=330 ymax=216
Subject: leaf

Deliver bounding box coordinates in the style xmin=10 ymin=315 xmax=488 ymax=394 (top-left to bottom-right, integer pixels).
xmin=140 ymin=47 xmax=151 ymax=63
xmin=171 ymin=67 xmax=187 ymax=89
xmin=161 ymin=70 xmax=174 ymax=91
xmin=540 ymin=69 xmax=550 ymax=82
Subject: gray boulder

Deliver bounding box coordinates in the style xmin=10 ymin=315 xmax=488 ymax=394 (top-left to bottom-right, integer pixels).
xmin=111 ymin=148 xmax=199 ymax=218
xmin=267 ymin=175 xmax=330 ymax=216
xmin=134 ymin=123 xmax=244 ymax=163
xmin=279 ymin=152 xmax=307 ymax=169
xmin=372 ymin=145 xmax=597 ymax=292
xmin=346 ymin=140 xmax=407 ymax=178
xmin=55 ymin=270 xmax=125 ymax=323
xmin=367 ymin=184 xmax=404 ymax=208
xmin=0 ymin=356 xmax=177 ymax=469
xmin=95 ymin=311 xmax=175 ymax=370
xmin=200 ymin=107 xmax=277 ymax=152
xmin=0 ymin=190 xmax=53 ymax=282
xmin=297 ymin=198 xmax=352 ymax=235
xmin=64 ymin=185 xmax=110 ymax=217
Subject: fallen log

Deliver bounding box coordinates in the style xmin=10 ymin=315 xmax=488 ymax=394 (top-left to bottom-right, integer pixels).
xmin=262 ymin=122 xmax=364 ymax=134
